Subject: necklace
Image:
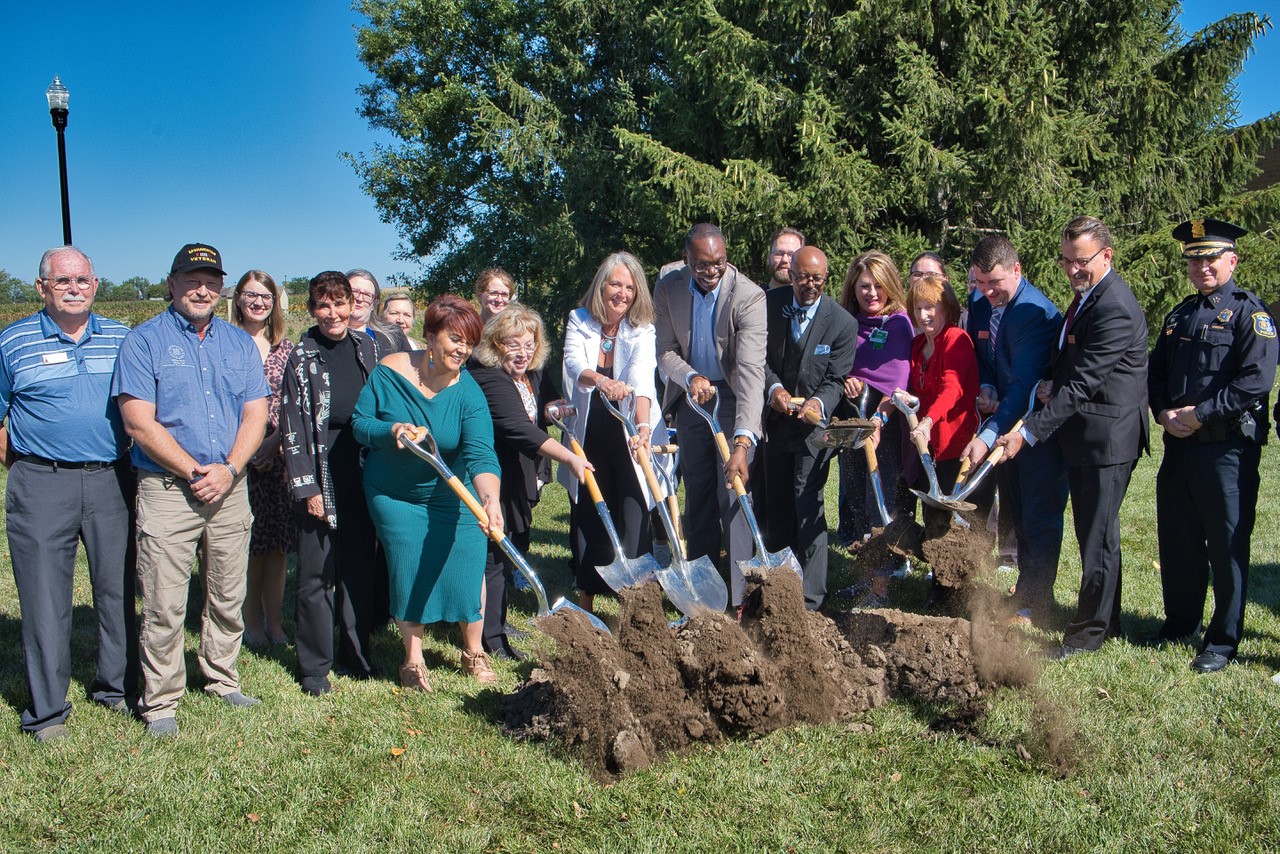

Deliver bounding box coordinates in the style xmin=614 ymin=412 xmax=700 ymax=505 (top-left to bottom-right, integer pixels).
xmin=601 ymin=327 xmax=619 ymax=353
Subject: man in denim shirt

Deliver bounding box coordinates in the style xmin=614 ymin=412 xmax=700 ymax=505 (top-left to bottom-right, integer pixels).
xmin=112 ymin=243 xmax=268 ymax=737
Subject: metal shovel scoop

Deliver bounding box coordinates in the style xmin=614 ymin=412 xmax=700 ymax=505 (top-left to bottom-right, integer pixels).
xmin=890 ymin=390 xmax=977 ymax=514
xmin=941 ymin=385 xmax=1040 ymax=504
xmin=686 ymin=391 xmax=803 ymax=579
xmin=598 ymin=393 xmax=729 ymax=616
xmin=544 ymin=400 xmax=662 ymax=591
xmin=789 ymin=397 xmax=879 ymax=450
xmin=398 ymin=427 xmax=610 ymax=634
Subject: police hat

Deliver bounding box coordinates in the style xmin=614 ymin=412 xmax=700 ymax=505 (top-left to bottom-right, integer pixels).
xmin=170 ymin=243 xmax=227 ymax=276
xmin=1171 ymin=218 xmax=1246 ymax=259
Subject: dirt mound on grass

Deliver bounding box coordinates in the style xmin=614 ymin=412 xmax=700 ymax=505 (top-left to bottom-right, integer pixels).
xmin=502 ymin=569 xmax=1031 ymax=780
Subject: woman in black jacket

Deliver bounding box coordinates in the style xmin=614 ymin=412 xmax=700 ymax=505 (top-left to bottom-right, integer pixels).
xmin=281 ymin=272 xmax=385 ymax=695
xmin=467 ymin=305 xmax=589 ymax=659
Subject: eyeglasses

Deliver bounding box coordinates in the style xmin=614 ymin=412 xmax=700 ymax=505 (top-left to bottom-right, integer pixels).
xmin=502 ymin=340 xmax=536 ymax=355
xmin=351 ymin=291 xmax=375 ymax=305
xmin=483 ymin=291 xmax=512 ymax=303
xmin=1056 ymin=247 xmax=1107 ymax=269
xmin=45 ymin=275 xmax=96 ymax=291
xmin=691 ymin=260 xmax=726 ymax=275
xmin=240 ymin=292 xmax=274 ymax=304
xmin=794 ymin=274 xmax=827 ymax=286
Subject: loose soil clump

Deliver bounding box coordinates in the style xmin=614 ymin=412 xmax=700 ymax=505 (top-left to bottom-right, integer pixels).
xmin=502 ymin=569 xmax=1032 ymax=780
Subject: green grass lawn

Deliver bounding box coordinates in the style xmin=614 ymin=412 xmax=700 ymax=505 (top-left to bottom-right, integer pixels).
xmin=1 ymin=432 xmax=1278 ymax=851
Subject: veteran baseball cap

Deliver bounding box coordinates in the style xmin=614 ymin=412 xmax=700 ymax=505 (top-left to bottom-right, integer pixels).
xmin=1171 ymin=219 xmax=1247 ymax=259
xmin=170 ymin=243 xmax=227 ymax=276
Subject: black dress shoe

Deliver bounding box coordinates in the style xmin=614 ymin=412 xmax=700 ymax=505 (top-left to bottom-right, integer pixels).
xmin=504 ymin=626 xmax=530 ymax=641
xmin=1044 ymin=644 xmax=1092 ymax=661
xmin=1190 ymin=651 xmax=1232 ymax=673
xmin=488 ymin=641 xmax=526 ymax=662
xmin=300 ymin=675 xmax=332 ymax=696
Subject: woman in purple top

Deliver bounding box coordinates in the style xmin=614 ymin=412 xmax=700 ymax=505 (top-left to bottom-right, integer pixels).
xmin=836 ymin=250 xmax=914 ymax=547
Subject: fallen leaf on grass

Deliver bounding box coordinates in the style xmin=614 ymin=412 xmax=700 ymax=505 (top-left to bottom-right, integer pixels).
xmin=1015 ymin=744 xmax=1032 ymax=761
xmin=390 ymin=747 xmax=406 ymax=756
xmin=890 ymin=773 xmax=902 ymax=783
xmin=246 ymin=814 xmax=260 ymax=823
xmin=572 ymin=801 xmax=585 ymax=819
xmin=301 ymin=748 xmax=311 ymax=755
xmin=1095 ymin=687 xmax=1111 ymax=700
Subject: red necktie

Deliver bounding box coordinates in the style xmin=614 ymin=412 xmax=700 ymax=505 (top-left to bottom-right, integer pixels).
xmin=1064 ymin=294 xmax=1082 ymax=332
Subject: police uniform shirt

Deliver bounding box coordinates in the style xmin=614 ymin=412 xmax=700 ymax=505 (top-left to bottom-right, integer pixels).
xmin=1149 ymin=278 xmax=1278 ymax=428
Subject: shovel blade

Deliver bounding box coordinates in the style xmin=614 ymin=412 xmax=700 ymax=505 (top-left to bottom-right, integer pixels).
xmin=910 ymin=487 xmax=977 ymax=513
xmin=656 ymin=556 xmax=728 ymax=617
xmin=546 ymin=596 xmax=611 ymax=634
xmin=739 ymin=549 xmax=804 ymax=579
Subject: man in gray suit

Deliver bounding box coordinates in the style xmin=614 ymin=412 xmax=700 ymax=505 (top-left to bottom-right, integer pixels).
xmin=655 ymin=224 xmax=767 ymax=614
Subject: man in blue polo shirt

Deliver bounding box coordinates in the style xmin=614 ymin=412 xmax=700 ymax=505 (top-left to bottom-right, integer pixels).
xmin=112 ymin=243 xmax=269 ymax=737
xmin=0 ymin=245 xmax=136 ymax=743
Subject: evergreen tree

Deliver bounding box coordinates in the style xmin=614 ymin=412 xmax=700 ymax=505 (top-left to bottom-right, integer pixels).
xmin=350 ymin=0 xmax=1277 ymax=326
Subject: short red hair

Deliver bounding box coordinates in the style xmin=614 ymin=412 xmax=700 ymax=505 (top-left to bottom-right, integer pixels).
xmin=422 ymin=293 xmax=483 ymax=345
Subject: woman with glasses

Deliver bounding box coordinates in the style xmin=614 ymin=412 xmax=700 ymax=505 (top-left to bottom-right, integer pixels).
xmin=231 ymin=270 xmax=294 ymax=647
xmin=559 ymin=252 xmax=665 ymax=613
xmin=281 ymin=272 xmax=385 ymax=695
xmin=474 ymin=268 xmax=516 ymax=323
xmin=836 ymin=251 xmax=915 ymax=552
xmin=346 ymin=268 xmax=411 ymax=354
xmin=468 ymin=305 xmax=591 ymax=658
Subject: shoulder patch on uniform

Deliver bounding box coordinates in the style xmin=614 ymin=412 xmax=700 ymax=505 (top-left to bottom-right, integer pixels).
xmin=1253 ymin=312 xmax=1276 ymax=338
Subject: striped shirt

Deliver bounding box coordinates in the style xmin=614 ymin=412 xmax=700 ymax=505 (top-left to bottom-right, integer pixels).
xmin=0 ymin=310 xmax=130 ymax=462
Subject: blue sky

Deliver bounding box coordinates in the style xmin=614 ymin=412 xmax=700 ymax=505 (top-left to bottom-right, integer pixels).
xmin=1 ymin=2 xmax=1277 ymax=286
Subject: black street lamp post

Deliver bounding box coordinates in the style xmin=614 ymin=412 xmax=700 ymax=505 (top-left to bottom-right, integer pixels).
xmin=46 ymin=75 xmax=72 ymax=246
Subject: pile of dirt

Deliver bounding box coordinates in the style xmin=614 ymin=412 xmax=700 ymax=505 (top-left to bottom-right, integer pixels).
xmin=922 ymin=521 xmax=993 ymax=589
xmin=502 ymin=570 xmax=1033 ymax=780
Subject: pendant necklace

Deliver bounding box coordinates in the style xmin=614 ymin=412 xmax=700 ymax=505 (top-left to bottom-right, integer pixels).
xmin=601 ymin=328 xmax=619 ymax=353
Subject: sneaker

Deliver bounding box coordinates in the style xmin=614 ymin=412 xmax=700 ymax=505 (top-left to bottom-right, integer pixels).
xmin=1271 ymin=672 xmax=1280 ymax=687
xmin=460 ymin=650 xmax=498 ymax=684
xmin=220 ymin=691 xmax=261 ymax=708
xmin=399 ymin=661 xmax=433 ymax=693
xmin=146 ymin=717 xmax=179 ymax=738
xmin=33 ymin=724 xmax=69 ymax=743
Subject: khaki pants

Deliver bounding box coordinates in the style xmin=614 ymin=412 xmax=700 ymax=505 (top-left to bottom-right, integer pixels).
xmin=136 ymin=471 xmax=253 ymax=722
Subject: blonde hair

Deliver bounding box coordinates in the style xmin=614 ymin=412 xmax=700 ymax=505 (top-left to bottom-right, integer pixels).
xmin=473 ymin=304 xmax=550 ymax=371
xmin=840 ymin=251 xmax=907 ymax=317
xmin=580 ymin=252 xmax=654 ymax=327
xmin=906 ymin=274 xmax=962 ymax=327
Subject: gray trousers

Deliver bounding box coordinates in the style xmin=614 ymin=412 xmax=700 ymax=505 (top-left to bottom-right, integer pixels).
xmin=7 ymin=458 xmax=136 ymax=734
xmin=674 ymin=383 xmax=754 ymax=607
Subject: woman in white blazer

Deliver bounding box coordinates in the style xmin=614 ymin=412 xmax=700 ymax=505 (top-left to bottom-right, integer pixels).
xmin=558 ymin=251 xmax=666 ymax=612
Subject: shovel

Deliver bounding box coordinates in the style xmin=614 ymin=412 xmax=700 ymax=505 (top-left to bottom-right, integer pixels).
xmin=598 ymin=393 xmax=729 ymax=616
xmin=788 ymin=397 xmax=879 ymax=451
xmin=686 ymin=391 xmax=804 ymax=579
xmin=890 ymin=391 xmax=977 ymax=514
xmin=943 ymin=385 xmax=1040 ymax=504
xmin=544 ymin=400 xmax=662 ymax=591
xmin=398 ymin=427 xmax=610 ymax=634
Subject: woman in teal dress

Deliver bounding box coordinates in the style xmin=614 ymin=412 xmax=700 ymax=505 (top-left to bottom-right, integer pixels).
xmin=352 ymin=294 xmax=503 ymax=691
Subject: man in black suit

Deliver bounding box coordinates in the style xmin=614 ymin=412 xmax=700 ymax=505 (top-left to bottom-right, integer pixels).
xmin=761 ymin=246 xmax=857 ymax=610
xmin=996 ymin=216 xmax=1149 ymax=658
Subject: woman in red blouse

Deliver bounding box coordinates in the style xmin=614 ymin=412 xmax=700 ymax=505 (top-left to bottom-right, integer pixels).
xmin=903 ymin=273 xmax=979 ymax=529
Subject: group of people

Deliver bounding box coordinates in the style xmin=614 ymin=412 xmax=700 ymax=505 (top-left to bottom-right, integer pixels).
xmin=2 ymin=212 xmax=1275 ymax=743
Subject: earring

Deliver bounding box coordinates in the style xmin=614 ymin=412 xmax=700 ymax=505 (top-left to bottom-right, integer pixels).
xmin=428 ymin=349 xmax=435 ymax=369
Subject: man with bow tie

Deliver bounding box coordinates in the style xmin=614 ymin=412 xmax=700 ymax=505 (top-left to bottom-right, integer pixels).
xmin=995 ymin=216 xmax=1149 ymax=660
xmin=761 ymin=246 xmax=857 ymax=610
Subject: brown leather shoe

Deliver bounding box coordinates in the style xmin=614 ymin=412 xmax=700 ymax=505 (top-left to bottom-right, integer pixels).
xmin=398 ymin=661 xmax=433 ymax=693
xmin=460 ymin=650 xmax=498 ymax=684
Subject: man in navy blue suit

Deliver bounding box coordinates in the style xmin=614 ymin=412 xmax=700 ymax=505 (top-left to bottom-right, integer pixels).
xmin=997 ymin=216 xmax=1149 ymax=658
xmin=964 ymin=236 xmax=1068 ymax=627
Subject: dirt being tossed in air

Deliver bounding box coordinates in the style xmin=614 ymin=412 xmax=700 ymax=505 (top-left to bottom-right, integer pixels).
xmin=502 ymin=570 xmax=1034 ymax=780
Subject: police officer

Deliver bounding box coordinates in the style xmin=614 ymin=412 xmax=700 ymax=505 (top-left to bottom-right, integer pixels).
xmin=1148 ymin=218 xmax=1278 ymax=673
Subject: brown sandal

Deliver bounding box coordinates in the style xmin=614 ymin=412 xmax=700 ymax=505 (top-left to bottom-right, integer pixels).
xmin=460 ymin=650 xmax=498 ymax=684
xmin=398 ymin=661 xmax=433 ymax=693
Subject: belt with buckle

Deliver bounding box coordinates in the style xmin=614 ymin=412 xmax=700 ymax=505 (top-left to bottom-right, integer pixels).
xmin=15 ymin=454 xmax=119 ymax=471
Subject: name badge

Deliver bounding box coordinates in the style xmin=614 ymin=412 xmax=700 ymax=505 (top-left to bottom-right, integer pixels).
xmin=977 ymin=330 xmax=990 ymax=339
xmin=41 ymin=351 xmax=70 ymax=365
xmin=814 ymin=344 xmax=831 ymax=355
xmin=1067 ymin=335 xmax=1076 ymax=345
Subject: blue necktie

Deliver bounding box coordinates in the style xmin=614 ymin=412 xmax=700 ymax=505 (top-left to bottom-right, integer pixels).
xmin=989 ymin=308 xmax=1002 ymax=348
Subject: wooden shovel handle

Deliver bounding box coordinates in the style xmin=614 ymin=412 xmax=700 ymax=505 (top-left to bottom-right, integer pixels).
xmin=567 ymin=437 xmax=606 ymax=506
xmin=443 ymin=475 xmax=505 ymax=546
xmin=789 ymin=396 xmax=824 ymax=426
